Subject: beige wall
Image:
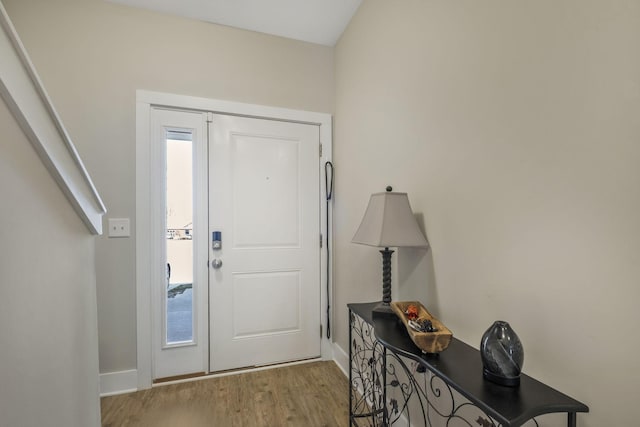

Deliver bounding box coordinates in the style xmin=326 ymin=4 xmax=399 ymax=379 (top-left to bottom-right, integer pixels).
xmin=5 ymin=0 xmax=640 ymax=424
xmin=0 ymin=98 xmax=101 ymax=425
xmin=335 ymin=1 xmax=639 ymax=426
xmin=4 ymin=0 xmax=334 ymax=374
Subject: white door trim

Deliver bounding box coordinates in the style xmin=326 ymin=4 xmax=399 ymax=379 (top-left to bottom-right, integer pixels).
xmin=136 ymin=90 xmax=333 ymax=390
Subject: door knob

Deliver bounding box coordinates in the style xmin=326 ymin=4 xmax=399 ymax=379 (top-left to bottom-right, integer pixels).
xmin=211 ymin=258 xmax=223 ymax=269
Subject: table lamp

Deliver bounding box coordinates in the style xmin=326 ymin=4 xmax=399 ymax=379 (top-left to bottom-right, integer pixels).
xmin=352 ymin=186 xmax=429 ymax=315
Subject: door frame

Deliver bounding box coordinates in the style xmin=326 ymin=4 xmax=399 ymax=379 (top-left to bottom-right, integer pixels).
xmin=135 ymin=90 xmax=333 ymax=389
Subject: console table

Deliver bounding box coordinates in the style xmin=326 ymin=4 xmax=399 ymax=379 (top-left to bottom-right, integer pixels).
xmin=349 ymin=302 xmax=588 ymax=427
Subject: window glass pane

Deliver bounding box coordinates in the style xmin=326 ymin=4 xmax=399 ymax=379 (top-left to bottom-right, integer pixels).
xmin=166 ymin=135 xmax=194 ymax=344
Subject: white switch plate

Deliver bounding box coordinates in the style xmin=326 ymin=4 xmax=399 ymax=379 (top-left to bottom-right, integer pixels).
xmin=108 ymin=218 xmax=130 ymax=238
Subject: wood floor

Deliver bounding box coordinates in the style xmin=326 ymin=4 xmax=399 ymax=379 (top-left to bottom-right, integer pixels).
xmin=101 ymin=361 xmax=350 ymax=427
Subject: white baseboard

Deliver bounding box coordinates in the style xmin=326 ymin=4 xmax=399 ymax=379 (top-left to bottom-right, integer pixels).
xmin=332 ymin=342 xmax=349 ymax=377
xmin=100 ymin=345 xmax=348 ymax=397
xmin=100 ymin=369 xmax=138 ymax=397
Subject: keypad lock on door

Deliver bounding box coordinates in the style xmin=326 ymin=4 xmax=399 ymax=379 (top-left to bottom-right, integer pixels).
xmin=212 ymin=231 xmax=222 ymax=250
xmin=211 ymin=231 xmax=222 ymax=268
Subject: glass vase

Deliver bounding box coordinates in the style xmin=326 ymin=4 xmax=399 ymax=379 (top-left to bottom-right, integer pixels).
xmin=480 ymin=320 xmax=524 ymax=386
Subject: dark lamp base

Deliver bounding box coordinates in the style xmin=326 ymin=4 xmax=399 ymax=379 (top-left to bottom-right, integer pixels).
xmin=483 ymin=369 xmax=520 ymax=387
xmin=372 ymin=302 xmax=395 ymax=318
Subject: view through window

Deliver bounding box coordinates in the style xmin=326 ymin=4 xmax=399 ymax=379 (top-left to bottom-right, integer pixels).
xmin=165 ymin=131 xmax=194 ymax=344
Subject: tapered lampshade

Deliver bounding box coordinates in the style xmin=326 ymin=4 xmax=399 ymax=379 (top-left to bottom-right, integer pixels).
xmin=352 ymin=190 xmax=428 ymax=316
xmin=352 ymin=192 xmax=428 ymax=248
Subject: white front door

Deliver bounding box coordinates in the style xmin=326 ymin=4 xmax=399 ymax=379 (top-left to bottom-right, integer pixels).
xmin=209 ymin=114 xmax=321 ymax=372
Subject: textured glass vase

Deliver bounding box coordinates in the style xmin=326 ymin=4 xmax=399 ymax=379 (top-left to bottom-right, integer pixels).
xmin=480 ymin=321 xmax=524 ymax=386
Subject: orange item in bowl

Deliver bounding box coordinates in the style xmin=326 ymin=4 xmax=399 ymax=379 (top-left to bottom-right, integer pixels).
xmin=406 ymin=304 xmax=419 ymax=320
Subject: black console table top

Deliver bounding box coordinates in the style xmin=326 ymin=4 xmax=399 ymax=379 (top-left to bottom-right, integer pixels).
xmin=349 ymin=302 xmax=589 ymax=427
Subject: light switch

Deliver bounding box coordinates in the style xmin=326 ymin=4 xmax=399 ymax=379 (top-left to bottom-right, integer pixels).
xmin=108 ymin=218 xmax=130 ymax=238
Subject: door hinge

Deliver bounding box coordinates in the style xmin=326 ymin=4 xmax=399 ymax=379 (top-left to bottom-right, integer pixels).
xmin=320 ymin=324 xmax=323 ymax=337
xmin=320 ymin=233 xmax=323 ymax=248
xmin=206 ymin=112 xmax=213 ymax=123
xmin=319 ymin=144 xmax=323 ymax=157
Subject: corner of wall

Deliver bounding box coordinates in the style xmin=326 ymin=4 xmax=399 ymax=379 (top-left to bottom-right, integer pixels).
xmin=332 ymin=341 xmax=349 ymax=377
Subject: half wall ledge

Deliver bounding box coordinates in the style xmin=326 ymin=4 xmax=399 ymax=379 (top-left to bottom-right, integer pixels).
xmin=0 ymin=1 xmax=106 ymax=234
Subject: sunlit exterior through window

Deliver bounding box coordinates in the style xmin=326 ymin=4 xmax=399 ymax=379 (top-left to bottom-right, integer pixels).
xmin=165 ymin=132 xmax=194 ymax=344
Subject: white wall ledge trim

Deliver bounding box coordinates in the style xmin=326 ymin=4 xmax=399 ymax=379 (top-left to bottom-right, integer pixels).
xmin=0 ymin=2 xmax=106 ymax=234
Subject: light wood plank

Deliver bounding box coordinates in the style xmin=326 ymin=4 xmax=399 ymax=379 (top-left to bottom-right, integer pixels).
xmin=101 ymin=361 xmax=349 ymax=427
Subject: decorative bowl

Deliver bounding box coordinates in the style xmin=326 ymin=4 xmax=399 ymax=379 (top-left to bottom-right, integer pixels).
xmin=391 ymin=301 xmax=453 ymax=353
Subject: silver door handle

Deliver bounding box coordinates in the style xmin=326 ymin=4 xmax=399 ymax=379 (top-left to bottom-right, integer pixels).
xmin=211 ymin=259 xmax=223 ymax=269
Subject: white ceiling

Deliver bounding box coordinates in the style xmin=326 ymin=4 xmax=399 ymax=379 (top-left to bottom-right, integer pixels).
xmin=107 ymin=0 xmax=362 ymax=46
